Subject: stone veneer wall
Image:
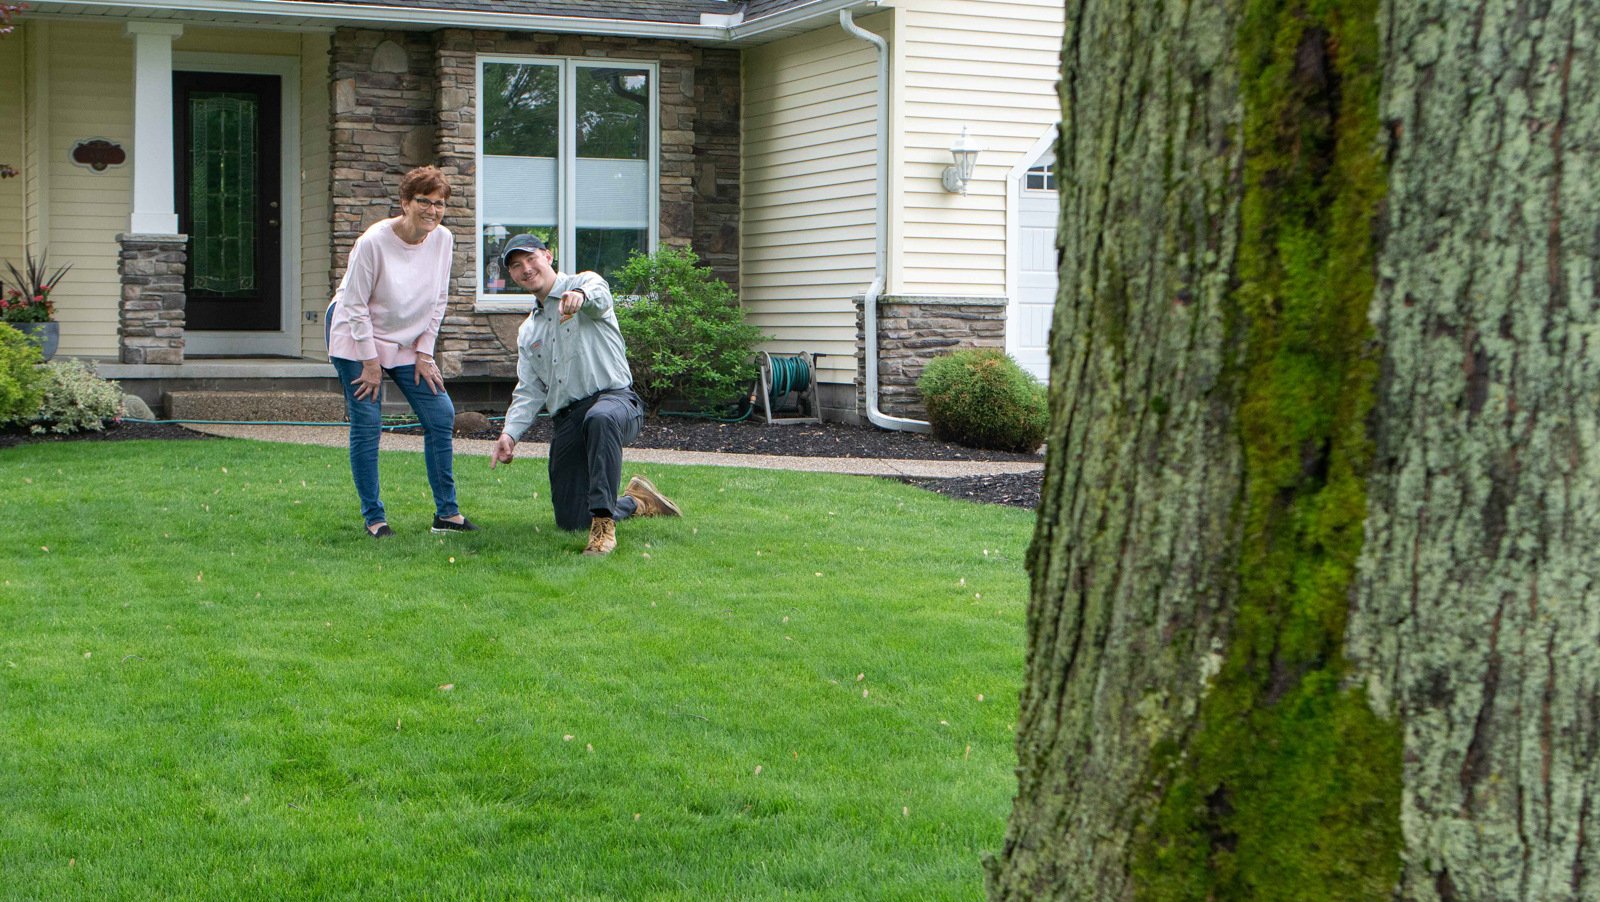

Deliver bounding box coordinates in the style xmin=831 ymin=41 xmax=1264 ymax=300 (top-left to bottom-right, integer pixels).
xmin=691 ymin=48 xmax=740 ymax=287
xmin=329 ymin=28 xmax=741 ymax=381
xmin=855 ymin=295 xmax=1008 ymax=420
xmin=117 ymin=234 xmax=188 ymax=365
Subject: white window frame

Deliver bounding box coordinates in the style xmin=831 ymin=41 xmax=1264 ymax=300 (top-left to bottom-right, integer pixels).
xmin=474 ymin=54 xmax=660 ymax=311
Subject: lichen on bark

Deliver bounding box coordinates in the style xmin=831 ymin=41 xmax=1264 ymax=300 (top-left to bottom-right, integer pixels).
xmin=1346 ymin=1 xmax=1600 ymax=897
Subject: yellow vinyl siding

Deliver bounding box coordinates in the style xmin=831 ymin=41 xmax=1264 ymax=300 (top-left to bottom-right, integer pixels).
xmin=45 ymin=22 xmax=132 ymax=357
xmin=0 ymin=33 xmax=25 ymax=269
xmin=893 ymin=0 xmax=1063 ymax=296
xmin=741 ymin=13 xmax=889 ymax=384
xmin=300 ymin=32 xmax=331 ymax=359
xmin=23 ymin=24 xmax=48 ymax=253
xmin=175 ymin=28 xmax=302 ymax=56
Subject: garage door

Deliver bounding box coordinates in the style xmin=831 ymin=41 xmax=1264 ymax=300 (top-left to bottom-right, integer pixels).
xmin=1012 ymin=162 xmax=1058 ymax=383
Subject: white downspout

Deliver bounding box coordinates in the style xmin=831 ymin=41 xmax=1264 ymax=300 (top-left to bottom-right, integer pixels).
xmin=840 ymin=8 xmax=931 ymax=433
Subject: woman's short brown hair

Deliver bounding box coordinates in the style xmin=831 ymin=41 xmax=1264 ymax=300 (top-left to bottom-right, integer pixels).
xmin=399 ymin=166 xmax=450 ymax=203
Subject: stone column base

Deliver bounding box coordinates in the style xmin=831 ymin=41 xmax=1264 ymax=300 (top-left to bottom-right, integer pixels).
xmin=855 ymin=294 xmax=1008 ymax=420
xmin=118 ymin=233 xmax=188 ymax=365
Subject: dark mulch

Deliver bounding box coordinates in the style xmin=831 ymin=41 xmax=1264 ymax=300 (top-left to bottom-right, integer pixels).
xmin=441 ymin=415 xmax=1045 ymax=508
xmin=5 ymin=416 xmax=1045 ymax=509
xmin=900 ymin=473 xmax=1043 ymax=510
xmin=467 ymin=414 xmax=1042 ymax=463
xmin=0 ymin=421 xmax=212 ymax=450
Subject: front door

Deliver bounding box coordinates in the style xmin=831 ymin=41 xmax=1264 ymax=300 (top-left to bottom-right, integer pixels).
xmin=174 ymin=71 xmax=282 ymax=334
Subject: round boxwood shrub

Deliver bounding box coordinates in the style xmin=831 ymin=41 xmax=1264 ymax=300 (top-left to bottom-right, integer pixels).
xmin=612 ymin=246 xmax=766 ymax=414
xmin=917 ymin=348 xmax=1048 ymax=453
xmin=0 ymin=322 xmax=45 ymax=425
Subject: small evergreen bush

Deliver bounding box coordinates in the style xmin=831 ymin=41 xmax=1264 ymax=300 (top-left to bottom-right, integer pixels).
xmin=0 ymin=322 xmax=45 ymax=423
xmin=612 ymin=246 xmax=766 ymax=414
xmin=917 ymin=349 xmax=1048 ymax=453
xmin=28 ymin=358 xmax=123 ymax=434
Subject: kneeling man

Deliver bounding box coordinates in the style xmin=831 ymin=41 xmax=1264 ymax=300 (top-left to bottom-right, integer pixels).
xmin=490 ymin=234 xmax=680 ymax=555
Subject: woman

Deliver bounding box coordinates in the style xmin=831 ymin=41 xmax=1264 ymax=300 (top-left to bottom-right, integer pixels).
xmin=326 ymin=165 xmax=477 ymax=538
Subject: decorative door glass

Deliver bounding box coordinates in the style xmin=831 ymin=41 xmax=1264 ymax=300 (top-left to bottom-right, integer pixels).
xmin=188 ymin=92 xmax=258 ymax=296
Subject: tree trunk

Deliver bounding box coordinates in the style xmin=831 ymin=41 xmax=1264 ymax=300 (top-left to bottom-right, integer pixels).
xmin=988 ymin=1 xmax=1600 ymax=899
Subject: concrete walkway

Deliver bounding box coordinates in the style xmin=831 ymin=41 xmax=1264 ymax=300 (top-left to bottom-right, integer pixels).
xmin=182 ymin=423 xmax=1044 ymax=479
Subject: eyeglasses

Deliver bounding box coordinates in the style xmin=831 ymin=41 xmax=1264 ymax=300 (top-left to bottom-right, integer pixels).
xmin=410 ymin=197 xmax=448 ymax=210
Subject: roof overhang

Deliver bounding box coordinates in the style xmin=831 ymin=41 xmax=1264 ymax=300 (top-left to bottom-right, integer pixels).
xmin=25 ymin=0 xmax=881 ymax=44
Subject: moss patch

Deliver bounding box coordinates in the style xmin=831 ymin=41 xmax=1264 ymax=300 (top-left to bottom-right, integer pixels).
xmin=1131 ymin=1 xmax=1402 ymax=898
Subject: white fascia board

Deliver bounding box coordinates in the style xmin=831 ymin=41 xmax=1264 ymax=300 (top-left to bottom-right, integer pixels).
xmin=40 ymin=0 xmax=731 ymax=40
xmin=731 ymin=0 xmax=881 ymax=41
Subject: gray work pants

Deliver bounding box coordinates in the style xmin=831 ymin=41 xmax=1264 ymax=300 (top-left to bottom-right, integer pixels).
xmin=548 ymin=387 xmax=644 ymax=530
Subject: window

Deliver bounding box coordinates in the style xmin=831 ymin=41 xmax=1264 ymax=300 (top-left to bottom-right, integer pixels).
xmin=1024 ymin=163 xmax=1056 ymax=191
xmin=477 ymin=56 xmax=658 ymax=305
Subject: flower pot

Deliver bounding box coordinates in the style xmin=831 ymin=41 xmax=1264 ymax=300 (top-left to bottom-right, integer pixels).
xmin=14 ymin=321 xmax=59 ymax=361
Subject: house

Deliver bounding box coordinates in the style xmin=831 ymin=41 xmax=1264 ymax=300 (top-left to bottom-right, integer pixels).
xmin=0 ymin=0 xmax=1063 ymax=425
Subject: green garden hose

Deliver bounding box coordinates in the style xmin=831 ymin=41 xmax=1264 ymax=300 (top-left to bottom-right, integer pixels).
xmin=766 ymin=354 xmax=810 ymax=401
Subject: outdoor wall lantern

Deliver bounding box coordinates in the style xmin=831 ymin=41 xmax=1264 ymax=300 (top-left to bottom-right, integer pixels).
xmin=941 ymin=127 xmax=983 ymax=195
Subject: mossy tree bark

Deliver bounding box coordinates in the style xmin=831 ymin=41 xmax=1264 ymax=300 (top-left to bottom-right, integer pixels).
xmin=987 ymin=0 xmax=1600 ymax=899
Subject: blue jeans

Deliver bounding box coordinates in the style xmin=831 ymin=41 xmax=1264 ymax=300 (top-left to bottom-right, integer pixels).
xmin=331 ymin=355 xmax=459 ymax=527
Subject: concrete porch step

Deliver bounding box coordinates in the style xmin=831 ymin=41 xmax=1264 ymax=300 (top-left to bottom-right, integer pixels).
xmin=163 ymin=390 xmax=350 ymax=423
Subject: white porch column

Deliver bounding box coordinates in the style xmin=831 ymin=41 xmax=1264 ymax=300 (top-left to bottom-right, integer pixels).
xmin=125 ymin=22 xmax=183 ymax=234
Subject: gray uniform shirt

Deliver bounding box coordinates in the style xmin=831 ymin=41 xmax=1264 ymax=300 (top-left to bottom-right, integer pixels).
xmin=501 ymin=271 xmax=633 ymax=441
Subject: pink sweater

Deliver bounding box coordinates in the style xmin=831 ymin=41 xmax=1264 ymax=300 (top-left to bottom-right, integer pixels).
xmin=326 ymin=218 xmax=454 ymax=367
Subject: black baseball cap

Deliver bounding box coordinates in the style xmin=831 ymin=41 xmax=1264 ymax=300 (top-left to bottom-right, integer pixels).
xmin=500 ymin=234 xmax=547 ymax=267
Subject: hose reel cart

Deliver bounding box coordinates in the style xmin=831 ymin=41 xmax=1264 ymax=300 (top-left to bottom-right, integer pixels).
xmin=756 ymin=351 xmax=826 ymax=425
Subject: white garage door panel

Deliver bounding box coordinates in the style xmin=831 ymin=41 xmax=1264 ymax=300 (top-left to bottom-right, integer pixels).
xmin=1013 ymin=190 xmax=1058 ymax=383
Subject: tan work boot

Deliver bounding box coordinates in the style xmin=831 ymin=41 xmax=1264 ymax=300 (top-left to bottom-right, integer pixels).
xmin=624 ymin=475 xmax=682 ymax=518
xmin=583 ymin=516 xmax=617 ymax=556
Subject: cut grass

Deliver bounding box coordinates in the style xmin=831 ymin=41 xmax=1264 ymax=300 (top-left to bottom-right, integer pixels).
xmin=1 ymin=439 xmax=1031 ymax=900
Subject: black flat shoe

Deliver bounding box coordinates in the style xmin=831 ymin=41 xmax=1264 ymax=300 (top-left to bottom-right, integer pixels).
xmin=368 ymin=523 xmax=393 ymax=538
xmin=431 ymin=515 xmax=480 ymax=534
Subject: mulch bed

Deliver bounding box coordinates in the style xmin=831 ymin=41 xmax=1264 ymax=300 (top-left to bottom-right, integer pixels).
xmin=464 ymin=414 xmax=1041 ymax=463
xmin=443 ymin=415 xmax=1045 ymax=508
xmin=5 ymin=416 xmax=1045 ymax=509
xmin=0 ymin=421 xmax=213 ymax=450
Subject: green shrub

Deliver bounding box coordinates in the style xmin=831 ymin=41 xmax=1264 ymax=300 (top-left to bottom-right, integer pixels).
xmin=612 ymin=246 xmax=766 ymax=414
xmin=0 ymin=322 xmax=45 ymax=423
xmin=917 ymin=348 xmax=1048 ymax=453
xmin=28 ymin=357 xmax=123 ymax=434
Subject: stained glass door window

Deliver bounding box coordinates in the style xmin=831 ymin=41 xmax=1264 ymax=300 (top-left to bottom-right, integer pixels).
xmin=189 ymin=92 xmax=258 ymax=295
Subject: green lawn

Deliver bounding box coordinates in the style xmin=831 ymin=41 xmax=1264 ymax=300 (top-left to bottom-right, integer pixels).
xmin=0 ymin=438 xmax=1032 ymax=901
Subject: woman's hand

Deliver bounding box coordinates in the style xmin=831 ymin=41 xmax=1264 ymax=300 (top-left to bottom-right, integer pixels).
xmin=415 ymin=355 xmax=445 ymax=394
xmin=352 ymin=359 xmax=383 ymax=401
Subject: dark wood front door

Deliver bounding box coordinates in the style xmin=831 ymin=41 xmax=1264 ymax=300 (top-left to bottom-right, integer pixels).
xmin=174 ymin=71 xmax=282 ymax=332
